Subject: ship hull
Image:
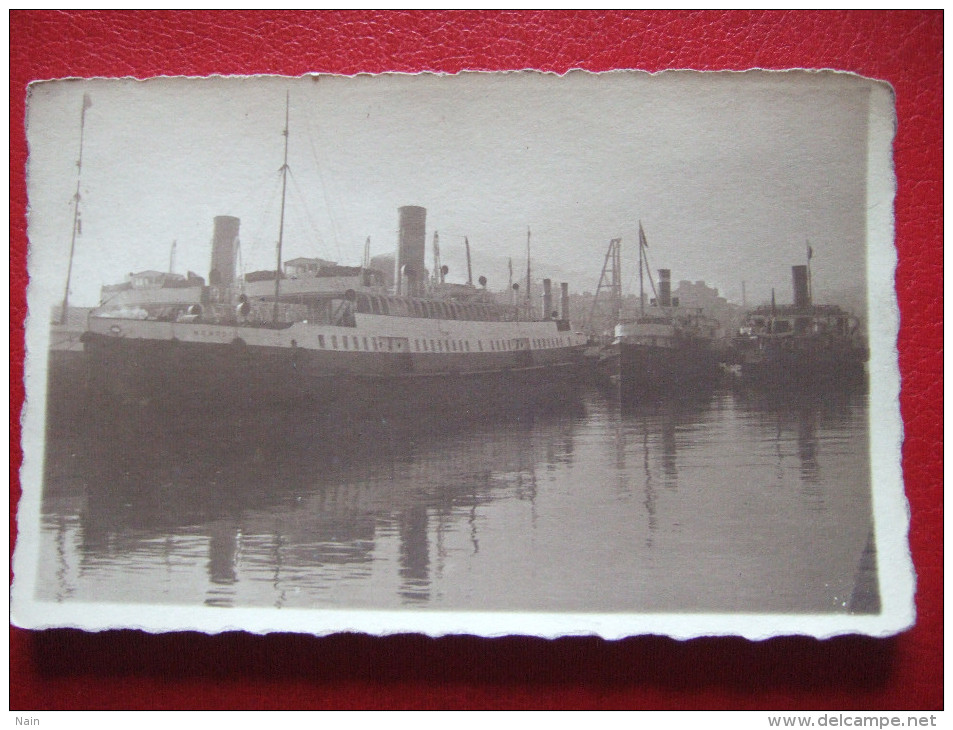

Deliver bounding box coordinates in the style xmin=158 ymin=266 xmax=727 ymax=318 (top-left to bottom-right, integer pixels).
xmin=613 ymin=342 xmax=721 ymax=400
xmin=45 ymin=325 xmax=92 ymax=431
xmin=737 ymin=345 xmax=867 ymax=390
xmin=80 ymin=327 xmax=585 ymax=419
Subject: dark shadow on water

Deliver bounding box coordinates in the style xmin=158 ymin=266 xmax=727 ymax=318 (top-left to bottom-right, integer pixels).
xmin=39 ymin=390 xmax=589 ymax=607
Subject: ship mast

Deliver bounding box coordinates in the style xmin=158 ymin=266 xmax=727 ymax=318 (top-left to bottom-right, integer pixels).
xmin=60 ymin=93 xmax=91 ymax=325
xmin=611 ymin=236 xmax=622 ymax=322
xmin=806 ymin=240 xmax=813 ymax=306
xmin=465 ymin=236 xmax=473 ymax=286
xmin=638 ymin=221 xmax=646 ymax=316
xmin=525 ymin=227 xmax=532 ymax=319
xmin=272 ymin=92 xmax=290 ymax=324
xmin=638 ymin=222 xmax=660 ymax=309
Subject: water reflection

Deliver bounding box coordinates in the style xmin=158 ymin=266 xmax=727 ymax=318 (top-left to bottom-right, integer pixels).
xmin=42 ymin=396 xmax=586 ymax=608
xmin=602 ymin=394 xmax=718 ymax=548
xmin=732 ymin=386 xmax=863 ymax=514
xmin=37 ymin=385 xmax=878 ymax=614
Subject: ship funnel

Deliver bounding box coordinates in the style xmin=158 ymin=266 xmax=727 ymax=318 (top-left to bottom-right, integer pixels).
xmin=542 ymin=278 xmax=553 ymax=318
xmin=658 ymin=269 xmax=672 ymax=307
xmin=560 ymin=282 xmax=570 ymax=321
xmin=792 ymin=265 xmax=811 ymax=309
xmin=209 ymin=215 xmax=240 ymax=288
xmin=396 ymin=206 xmax=427 ymax=296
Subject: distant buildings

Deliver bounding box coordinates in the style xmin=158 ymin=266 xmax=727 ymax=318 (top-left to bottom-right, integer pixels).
xmin=672 ymin=280 xmax=743 ymax=338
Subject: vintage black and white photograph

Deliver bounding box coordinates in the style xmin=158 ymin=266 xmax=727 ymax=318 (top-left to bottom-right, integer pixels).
xmin=13 ymin=71 xmax=911 ymax=638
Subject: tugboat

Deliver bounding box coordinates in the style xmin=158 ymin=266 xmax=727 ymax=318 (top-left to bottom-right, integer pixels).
xmin=594 ymin=224 xmax=721 ymax=399
xmin=731 ymin=262 xmax=867 ymax=389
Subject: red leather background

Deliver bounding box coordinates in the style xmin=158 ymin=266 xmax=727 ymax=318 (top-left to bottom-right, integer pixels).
xmin=10 ymin=11 xmax=942 ymax=710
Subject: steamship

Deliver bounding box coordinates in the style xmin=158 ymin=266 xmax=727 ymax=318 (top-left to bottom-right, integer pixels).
xmin=592 ymin=227 xmax=721 ymax=398
xmin=81 ymin=206 xmax=588 ymax=414
xmin=730 ymin=264 xmax=868 ymax=388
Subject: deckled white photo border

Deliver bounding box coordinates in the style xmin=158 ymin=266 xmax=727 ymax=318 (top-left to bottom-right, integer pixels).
xmin=11 ymin=71 xmax=913 ymax=639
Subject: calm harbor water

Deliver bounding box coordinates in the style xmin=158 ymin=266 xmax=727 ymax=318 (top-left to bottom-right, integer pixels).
xmin=36 ymin=383 xmax=878 ymax=614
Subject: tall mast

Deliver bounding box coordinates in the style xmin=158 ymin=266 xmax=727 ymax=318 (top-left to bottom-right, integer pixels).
xmin=806 ymin=240 xmax=813 ymax=305
xmin=363 ymin=236 xmax=371 ymax=269
xmin=465 ymin=236 xmax=473 ymax=286
xmin=612 ymin=236 xmax=622 ymax=321
xmin=272 ymin=92 xmax=290 ymax=323
xmin=169 ymin=240 xmax=177 ymax=274
xmin=638 ymin=221 xmax=646 ymax=316
xmin=638 ymin=222 xmax=660 ymax=309
xmin=525 ymin=227 xmax=532 ymax=318
xmin=60 ymin=93 xmax=92 ymax=325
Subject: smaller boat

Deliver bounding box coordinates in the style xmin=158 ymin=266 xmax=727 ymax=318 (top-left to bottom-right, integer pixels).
xmin=594 ymin=224 xmax=721 ymax=398
xmin=730 ymin=263 xmax=867 ymax=388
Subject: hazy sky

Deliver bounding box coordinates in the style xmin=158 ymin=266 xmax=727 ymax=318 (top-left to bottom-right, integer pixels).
xmin=26 ymin=70 xmax=878 ymax=309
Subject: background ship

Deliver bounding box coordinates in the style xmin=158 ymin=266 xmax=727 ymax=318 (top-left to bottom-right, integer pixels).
xmin=730 ymin=263 xmax=868 ymax=388
xmin=589 ymin=226 xmax=722 ymax=399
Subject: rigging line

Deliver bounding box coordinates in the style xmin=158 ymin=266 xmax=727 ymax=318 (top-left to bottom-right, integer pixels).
xmin=286 ymin=167 xmax=331 ymax=260
xmin=245 ymin=171 xmax=284 ymax=270
xmin=232 ymin=167 xmax=282 ymax=238
xmin=301 ymin=112 xmax=343 ymax=264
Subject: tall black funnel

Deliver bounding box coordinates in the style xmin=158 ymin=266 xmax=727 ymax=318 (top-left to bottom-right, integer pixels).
xmin=396 ymin=206 xmax=426 ymax=296
xmin=209 ymin=216 xmax=240 ymax=287
xmin=792 ymin=265 xmax=810 ymax=309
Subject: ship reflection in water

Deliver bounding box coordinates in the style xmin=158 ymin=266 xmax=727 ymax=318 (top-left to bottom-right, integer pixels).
xmin=38 ymin=386 xmax=879 ymax=614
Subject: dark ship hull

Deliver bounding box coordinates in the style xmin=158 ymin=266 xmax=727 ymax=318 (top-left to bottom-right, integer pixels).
xmin=611 ymin=341 xmax=721 ymax=399
xmin=735 ymin=339 xmax=868 ymax=389
xmin=81 ymin=322 xmax=586 ymax=419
